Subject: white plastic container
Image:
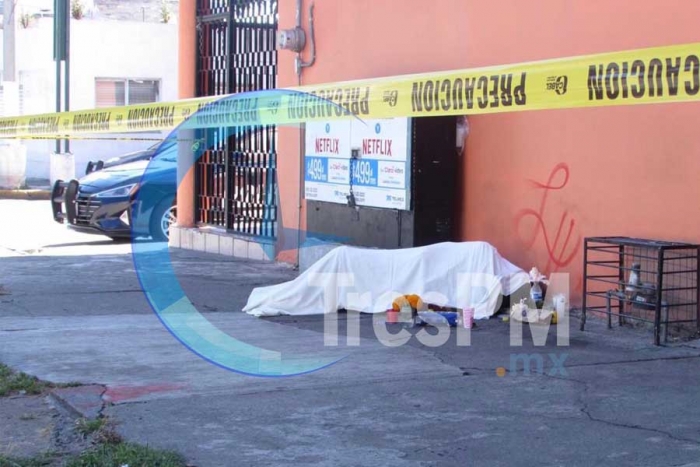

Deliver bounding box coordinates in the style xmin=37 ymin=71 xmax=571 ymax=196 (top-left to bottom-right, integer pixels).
xmin=50 ymin=152 xmax=76 ymax=187
xmin=0 ymin=142 xmax=27 ymax=189
xmin=553 ymin=294 xmax=568 ymax=317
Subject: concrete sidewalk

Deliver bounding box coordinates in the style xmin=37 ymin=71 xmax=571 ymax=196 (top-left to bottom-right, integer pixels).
xmin=1 ymin=205 xmax=700 ymax=466
xmin=0 ymin=189 xmax=51 ymax=200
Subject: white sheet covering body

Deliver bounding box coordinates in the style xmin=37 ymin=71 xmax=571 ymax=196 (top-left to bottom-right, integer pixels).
xmin=243 ymin=241 xmax=530 ymax=319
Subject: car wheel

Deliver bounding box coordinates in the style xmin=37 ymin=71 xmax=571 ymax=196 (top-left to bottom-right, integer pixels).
xmin=150 ymin=200 xmax=177 ymax=242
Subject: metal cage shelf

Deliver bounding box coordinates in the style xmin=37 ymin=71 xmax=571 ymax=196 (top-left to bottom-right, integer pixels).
xmin=581 ymin=236 xmax=700 ymax=345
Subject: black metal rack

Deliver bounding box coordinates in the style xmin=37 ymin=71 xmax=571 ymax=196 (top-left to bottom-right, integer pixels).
xmin=581 ymin=237 xmax=700 ymax=345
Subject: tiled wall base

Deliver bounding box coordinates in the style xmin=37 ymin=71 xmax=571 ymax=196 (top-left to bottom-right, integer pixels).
xmin=169 ymin=225 xmax=275 ymax=261
xmin=298 ymin=237 xmax=343 ymax=272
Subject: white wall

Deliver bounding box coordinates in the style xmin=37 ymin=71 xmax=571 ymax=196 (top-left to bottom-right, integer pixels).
xmin=1 ymin=16 xmax=178 ymax=181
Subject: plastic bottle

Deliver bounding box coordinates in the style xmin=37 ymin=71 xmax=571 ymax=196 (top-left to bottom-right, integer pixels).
xmin=531 ymin=281 xmax=543 ymax=307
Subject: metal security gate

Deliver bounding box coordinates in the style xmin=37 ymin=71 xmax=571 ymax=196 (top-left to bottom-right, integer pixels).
xmin=195 ymin=0 xmax=278 ymax=238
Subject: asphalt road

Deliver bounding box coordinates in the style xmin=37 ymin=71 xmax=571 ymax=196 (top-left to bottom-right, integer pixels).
xmin=2 ymin=199 xmax=700 ymax=467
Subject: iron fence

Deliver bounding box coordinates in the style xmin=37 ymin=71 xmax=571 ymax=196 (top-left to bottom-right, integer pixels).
xmin=195 ymin=0 xmax=278 ymax=238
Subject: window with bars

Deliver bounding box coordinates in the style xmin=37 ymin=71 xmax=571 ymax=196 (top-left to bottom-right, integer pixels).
xmin=95 ymin=78 xmax=160 ymax=107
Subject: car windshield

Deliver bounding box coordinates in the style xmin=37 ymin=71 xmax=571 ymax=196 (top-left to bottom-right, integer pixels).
xmin=150 ymin=139 xmax=178 ymax=163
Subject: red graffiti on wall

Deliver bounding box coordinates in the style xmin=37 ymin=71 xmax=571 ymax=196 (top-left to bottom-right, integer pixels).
xmin=514 ymin=163 xmax=581 ymax=274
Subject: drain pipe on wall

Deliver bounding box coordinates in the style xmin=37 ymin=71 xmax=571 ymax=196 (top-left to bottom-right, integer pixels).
xmin=296 ymin=1 xmax=316 ymax=76
xmin=294 ymin=1 xmax=316 ymax=269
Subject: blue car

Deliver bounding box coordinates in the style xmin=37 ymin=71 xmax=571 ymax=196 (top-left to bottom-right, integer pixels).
xmin=51 ymin=139 xmax=177 ymax=242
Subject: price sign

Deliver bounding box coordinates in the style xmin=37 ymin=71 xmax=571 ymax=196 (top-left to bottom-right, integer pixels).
xmin=304 ymin=118 xmax=410 ymax=209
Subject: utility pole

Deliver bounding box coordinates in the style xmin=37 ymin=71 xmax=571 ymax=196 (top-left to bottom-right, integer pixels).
xmin=49 ymin=0 xmax=75 ymax=188
xmin=3 ymin=0 xmax=16 ymax=82
xmin=54 ymin=0 xmax=70 ymax=153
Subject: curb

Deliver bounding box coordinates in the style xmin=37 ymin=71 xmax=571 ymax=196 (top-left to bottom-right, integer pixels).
xmin=49 ymin=385 xmax=106 ymax=420
xmin=0 ymin=189 xmax=51 ymax=200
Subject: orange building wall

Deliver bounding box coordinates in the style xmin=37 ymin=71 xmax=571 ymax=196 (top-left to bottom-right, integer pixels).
xmin=277 ymin=0 xmax=700 ymax=302
xmin=176 ymin=0 xmax=197 ymax=228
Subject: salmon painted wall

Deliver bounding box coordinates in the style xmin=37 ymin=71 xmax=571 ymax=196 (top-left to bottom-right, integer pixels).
xmin=277 ymin=0 xmax=700 ymax=302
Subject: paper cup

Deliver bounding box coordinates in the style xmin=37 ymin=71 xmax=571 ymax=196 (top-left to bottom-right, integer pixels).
xmin=462 ymin=307 xmax=474 ymax=329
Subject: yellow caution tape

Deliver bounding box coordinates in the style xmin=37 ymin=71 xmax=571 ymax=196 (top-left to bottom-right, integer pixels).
xmin=2 ymin=41 xmax=700 ymax=139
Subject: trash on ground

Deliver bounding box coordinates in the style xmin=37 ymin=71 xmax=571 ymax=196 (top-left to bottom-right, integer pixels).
xmin=510 ymin=297 xmax=563 ymax=324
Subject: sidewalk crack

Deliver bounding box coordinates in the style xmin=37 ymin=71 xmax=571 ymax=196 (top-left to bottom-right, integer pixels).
xmin=547 ymin=373 xmax=700 ymax=446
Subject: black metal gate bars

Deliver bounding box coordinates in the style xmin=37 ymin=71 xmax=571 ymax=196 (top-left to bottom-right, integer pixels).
xmin=582 ymin=237 xmax=700 ymax=345
xmin=195 ymin=0 xmax=278 ymax=238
